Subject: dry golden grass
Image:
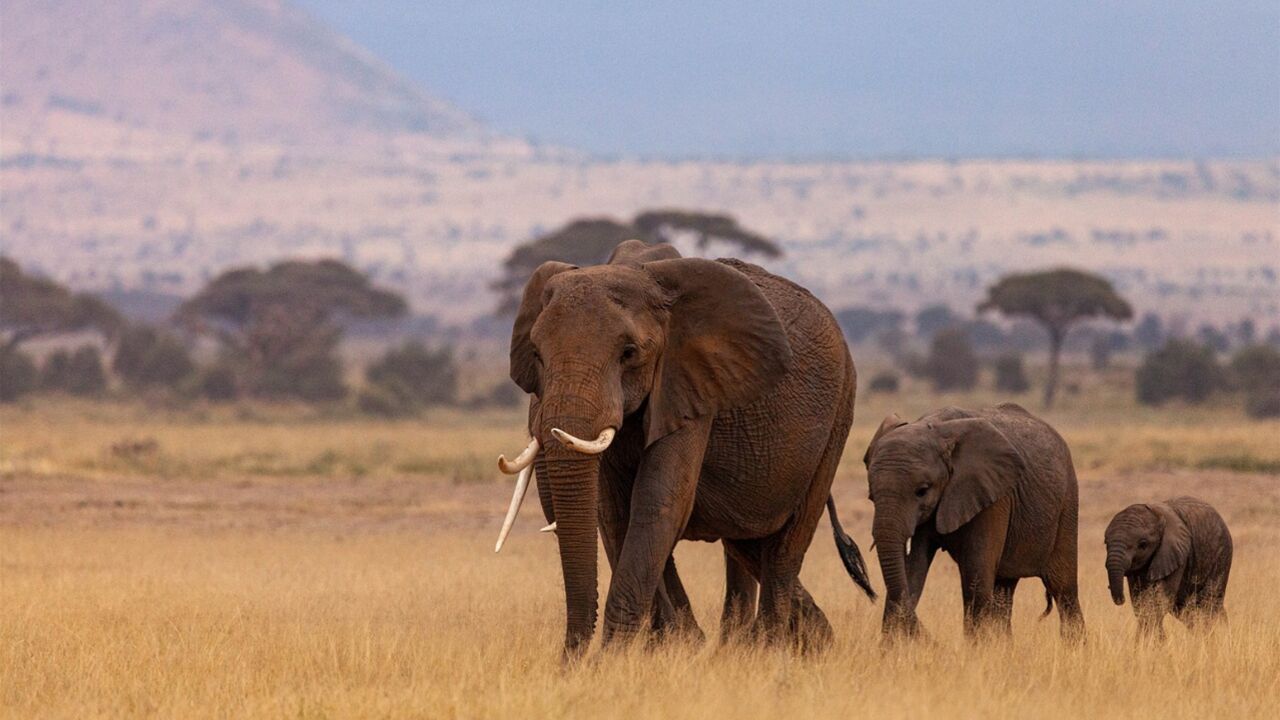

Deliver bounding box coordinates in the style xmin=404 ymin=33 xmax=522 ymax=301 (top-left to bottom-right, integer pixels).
xmin=2 ymin=383 xmax=1279 ymax=718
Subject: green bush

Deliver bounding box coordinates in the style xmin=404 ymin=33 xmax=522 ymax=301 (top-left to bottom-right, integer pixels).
xmin=924 ymin=328 xmax=978 ymax=392
xmin=193 ymin=363 xmax=238 ymax=401
xmin=0 ymin=347 xmax=38 ymax=402
xmin=1231 ymin=345 xmax=1280 ymax=418
xmin=41 ymin=346 xmax=107 ymax=396
xmin=1136 ymin=340 xmax=1220 ymax=406
xmin=366 ymin=342 xmax=458 ymax=408
xmin=867 ymin=371 xmax=900 ymax=394
xmin=993 ymin=353 xmax=1030 ymax=393
xmin=356 ymin=379 xmax=418 ymax=418
xmin=113 ymin=324 xmax=195 ymax=389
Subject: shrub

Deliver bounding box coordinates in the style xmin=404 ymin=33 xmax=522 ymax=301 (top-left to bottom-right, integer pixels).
xmin=867 ymin=371 xmax=900 ymax=394
xmin=357 ymin=380 xmax=418 ymax=418
xmin=1136 ymin=340 xmax=1220 ymax=406
xmin=1245 ymin=391 xmax=1280 ymax=419
xmin=924 ymin=329 xmax=978 ymax=392
xmin=194 ymin=363 xmax=238 ymax=401
xmin=993 ymin=353 xmax=1030 ymax=393
xmin=1230 ymin=345 xmax=1280 ymax=418
xmin=41 ymin=346 xmax=107 ymax=396
xmin=0 ymin=346 xmax=38 ymax=402
xmin=472 ymin=380 xmax=523 ymax=408
xmin=113 ymin=325 xmax=195 ymax=389
xmin=366 ymin=342 xmax=458 ymax=408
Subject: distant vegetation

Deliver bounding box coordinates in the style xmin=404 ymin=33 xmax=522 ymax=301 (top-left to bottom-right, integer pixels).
xmin=492 ymin=210 xmax=782 ymax=314
xmin=978 ymin=268 xmax=1133 ymax=407
xmin=1 ymin=255 xmax=1277 ymax=422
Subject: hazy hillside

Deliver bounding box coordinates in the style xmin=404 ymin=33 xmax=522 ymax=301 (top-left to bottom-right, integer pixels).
xmin=0 ymin=0 xmax=493 ymax=149
xmin=1 ymin=0 xmax=1277 ymax=326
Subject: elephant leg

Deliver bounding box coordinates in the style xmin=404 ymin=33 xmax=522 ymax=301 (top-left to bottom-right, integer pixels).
xmin=788 ymin=583 xmax=834 ymax=651
xmin=992 ymin=577 xmax=1018 ymax=635
xmin=905 ymin=529 xmax=939 ymax=613
xmin=953 ymin=500 xmax=1010 ymax=639
xmin=724 ymin=539 xmax=828 ymax=648
xmin=757 ymin=411 xmax=850 ymax=649
xmin=1044 ymin=503 xmax=1085 ymax=643
xmin=601 ymin=418 xmax=710 ymax=646
xmin=720 ymin=545 xmax=758 ymax=643
xmin=654 ymin=556 xmax=704 ymax=642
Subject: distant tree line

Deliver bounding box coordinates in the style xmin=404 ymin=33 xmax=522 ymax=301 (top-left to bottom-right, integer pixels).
xmin=0 ymin=256 xmax=506 ymax=415
xmin=844 ymin=266 xmax=1280 ymax=418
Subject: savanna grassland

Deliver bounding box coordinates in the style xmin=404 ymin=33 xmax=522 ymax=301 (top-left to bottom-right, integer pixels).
xmin=2 ymin=369 xmax=1279 ymax=719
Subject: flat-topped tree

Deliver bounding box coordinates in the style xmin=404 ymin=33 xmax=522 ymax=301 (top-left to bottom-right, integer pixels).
xmin=0 ymin=256 xmax=122 ymax=350
xmin=177 ymin=259 xmax=406 ymax=399
xmin=978 ymin=268 xmax=1132 ymax=408
xmin=492 ymin=210 xmax=782 ymax=315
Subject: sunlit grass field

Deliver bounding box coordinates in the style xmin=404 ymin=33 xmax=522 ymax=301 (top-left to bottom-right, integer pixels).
xmin=2 ymin=369 xmax=1279 ymax=718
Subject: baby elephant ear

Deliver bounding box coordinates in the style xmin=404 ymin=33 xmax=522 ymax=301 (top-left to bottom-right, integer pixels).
xmin=863 ymin=413 xmax=907 ymax=466
xmin=1147 ymin=503 xmax=1191 ymax=580
xmin=933 ymin=418 xmax=1026 ymax=535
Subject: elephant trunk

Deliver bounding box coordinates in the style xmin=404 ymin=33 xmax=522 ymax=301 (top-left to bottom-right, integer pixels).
xmin=1106 ymin=545 xmax=1128 ymax=606
xmin=543 ymin=449 xmax=601 ymax=658
xmin=873 ymin=510 xmax=916 ymax=636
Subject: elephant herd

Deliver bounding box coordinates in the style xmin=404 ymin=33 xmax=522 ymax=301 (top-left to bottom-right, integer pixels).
xmin=492 ymin=241 xmax=1234 ymax=658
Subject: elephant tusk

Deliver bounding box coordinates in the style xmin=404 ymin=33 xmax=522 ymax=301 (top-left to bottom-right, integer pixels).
xmin=550 ymin=427 xmax=616 ymax=455
xmin=540 ymin=522 xmax=557 ymax=533
xmin=497 ymin=437 xmax=540 ymax=474
xmin=494 ymin=464 xmax=533 ymax=553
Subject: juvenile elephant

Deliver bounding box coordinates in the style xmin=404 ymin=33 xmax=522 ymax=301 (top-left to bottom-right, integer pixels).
xmin=1104 ymin=497 xmax=1232 ymax=640
xmin=493 ymin=240 xmax=874 ymax=658
xmin=863 ymin=404 xmax=1084 ymax=641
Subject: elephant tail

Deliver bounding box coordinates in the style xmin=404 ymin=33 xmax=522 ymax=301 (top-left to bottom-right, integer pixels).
xmin=827 ymin=496 xmax=877 ymax=602
xmin=1040 ymin=587 xmax=1053 ymax=619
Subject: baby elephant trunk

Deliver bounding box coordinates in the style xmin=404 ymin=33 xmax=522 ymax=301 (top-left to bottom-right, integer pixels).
xmin=1105 ymin=546 xmax=1128 ymax=605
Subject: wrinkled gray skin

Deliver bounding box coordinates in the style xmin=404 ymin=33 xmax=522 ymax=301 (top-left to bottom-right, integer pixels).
xmin=864 ymin=403 xmax=1085 ymax=641
xmin=513 ymin=240 xmax=872 ymax=659
xmin=1104 ymin=497 xmax=1232 ymax=640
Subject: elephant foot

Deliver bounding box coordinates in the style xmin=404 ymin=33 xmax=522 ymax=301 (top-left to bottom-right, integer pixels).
xmin=649 ymin=609 xmax=705 ymax=646
xmin=789 ymin=598 xmax=835 ymax=654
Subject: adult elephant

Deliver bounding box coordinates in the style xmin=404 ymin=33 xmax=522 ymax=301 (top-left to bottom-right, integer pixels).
xmin=493 ymin=240 xmax=874 ymax=658
xmin=863 ymin=404 xmax=1084 ymax=642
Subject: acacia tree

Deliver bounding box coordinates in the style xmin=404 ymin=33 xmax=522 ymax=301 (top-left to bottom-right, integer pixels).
xmin=978 ymin=268 xmax=1132 ymax=407
xmin=492 ymin=210 xmax=781 ymax=314
xmin=0 ymin=257 xmax=122 ymax=349
xmin=176 ymin=259 xmax=405 ymax=399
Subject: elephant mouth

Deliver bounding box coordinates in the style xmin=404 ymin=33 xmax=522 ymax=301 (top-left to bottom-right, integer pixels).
xmin=492 ymin=427 xmax=616 ymax=553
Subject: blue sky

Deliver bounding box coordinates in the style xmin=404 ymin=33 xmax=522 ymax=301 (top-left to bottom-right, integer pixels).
xmin=299 ymin=1 xmax=1279 ymax=159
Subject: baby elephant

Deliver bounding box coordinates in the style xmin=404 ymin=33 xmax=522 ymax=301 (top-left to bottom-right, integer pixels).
xmin=864 ymin=403 xmax=1084 ymax=642
xmin=1104 ymin=497 xmax=1232 ymax=639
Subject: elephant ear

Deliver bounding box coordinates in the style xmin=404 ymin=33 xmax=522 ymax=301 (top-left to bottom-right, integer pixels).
xmin=1147 ymin=503 xmax=1191 ymax=580
xmin=509 ymin=261 xmax=576 ymax=394
xmin=933 ymin=418 xmax=1027 ymax=535
xmin=862 ymin=413 xmax=907 ymax=466
xmin=641 ymin=258 xmax=792 ymax=445
xmin=607 ymin=239 xmax=682 ymax=265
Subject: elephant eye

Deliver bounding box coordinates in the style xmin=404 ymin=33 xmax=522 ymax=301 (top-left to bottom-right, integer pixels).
xmin=532 ymin=350 xmax=543 ymax=365
xmin=1138 ymin=540 xmax=1148 ymax=549
xmin=915 ymin=485 xmax=929 ymax=498
xmin=620 ymin=343 xmax=638 ymax=363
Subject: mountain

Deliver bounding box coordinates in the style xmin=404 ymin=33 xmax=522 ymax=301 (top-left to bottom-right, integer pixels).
xmin=1 ymin=0 xmax=492 ymax=150
xmin=1 ymin=1 xmax=1276 ymax=326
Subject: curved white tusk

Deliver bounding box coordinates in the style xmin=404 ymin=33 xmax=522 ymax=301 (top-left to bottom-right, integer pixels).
xmin=540 ymin=522 xmax=558 ymax=533
xmin=497 ymin=437 xmax=540 ymax=475
xmin=493 ymin=464 xmax=533 ymax=553
xmin=550 ymin=427 xmax=616 ymax=455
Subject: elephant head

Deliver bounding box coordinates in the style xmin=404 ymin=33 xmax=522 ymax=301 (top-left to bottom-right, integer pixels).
xmin=863 ymin=413 xmax=1026 ymax=632
xmin=495 ymin=240 xmax=792 ymax=655
xmin=1104 ymin=503 xmax=1190 ymax=605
